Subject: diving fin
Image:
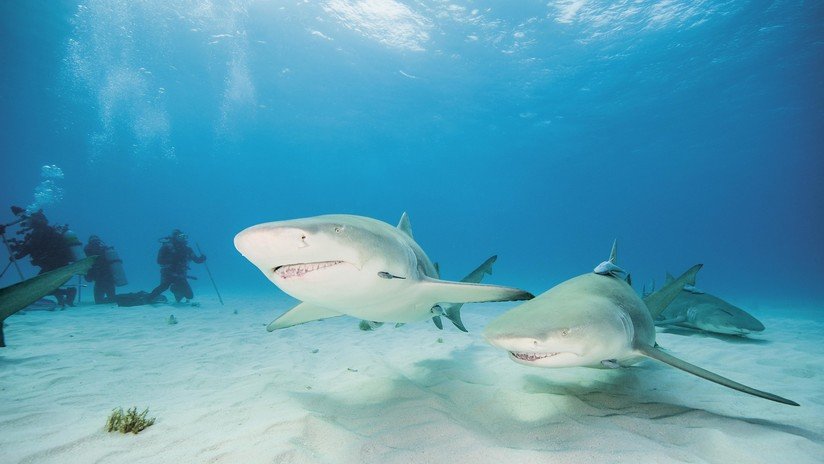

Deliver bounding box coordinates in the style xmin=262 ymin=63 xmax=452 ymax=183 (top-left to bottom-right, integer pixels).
xmin=267 ymin=302 xmax=343 ymax=331
xmin=637 ymin=345 xmax=798 ymax=406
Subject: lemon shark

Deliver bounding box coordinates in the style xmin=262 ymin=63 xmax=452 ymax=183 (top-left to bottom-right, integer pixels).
xmin=0 ymin=256 xmax=96 ymax=347
xmin=234 ymin=214 xmax=533 ymax=331
xmin=655 ymin=273 xmax=765 ymax=336
xmin=483 ymin=242 xmax=797 ymax=406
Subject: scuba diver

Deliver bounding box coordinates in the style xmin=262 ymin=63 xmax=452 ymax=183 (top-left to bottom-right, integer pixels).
xmin=8 ymin=208 xmax=80 ymax=308
xmin=146 ymin=229 xmax=206 ymax=304
xmin=83 ymin=235 xmax=117 ymax=304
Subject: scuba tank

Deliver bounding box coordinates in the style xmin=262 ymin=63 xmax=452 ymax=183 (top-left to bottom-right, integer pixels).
xmin=63 ymin=230 xmax=85 ymax=262
xmin=105 ymin=247 xmax=128 ymax=287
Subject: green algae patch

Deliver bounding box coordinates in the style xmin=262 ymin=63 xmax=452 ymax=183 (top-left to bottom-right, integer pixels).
xmin=106 ymin=407 xmax=156 ymax=434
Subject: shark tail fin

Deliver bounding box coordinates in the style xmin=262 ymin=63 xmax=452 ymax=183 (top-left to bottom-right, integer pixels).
xmin=430 ymin=255 xmax=503 ymax=332
xmin=643 ymin=264 xmax=701 ymax=320
xmin=420 ymin=277 xmax=533 ymax=306
xmin=609 ymin=239 xmax=618 ymax=263
xmin=637 ymin=345 xmax=798 ymax=406
xmin=397 ymin=212 xmax=413 ymax=239
xmin=461 ymin=255 xmax=497 ymax=284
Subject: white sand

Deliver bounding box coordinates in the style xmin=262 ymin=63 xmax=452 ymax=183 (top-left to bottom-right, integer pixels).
xmin=1 ymin=294 xmax=822 ymax=464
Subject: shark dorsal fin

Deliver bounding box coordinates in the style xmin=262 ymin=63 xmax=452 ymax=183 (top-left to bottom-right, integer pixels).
xmin=644 ymin=264 xmax=702 ymax=319
xmin=609 ymin=239 xmax=618 ymax=264
xmin=665 ymin=272 xmax=675 ymax=283
xmin=397 ymin=212 xmax=413 ymax=239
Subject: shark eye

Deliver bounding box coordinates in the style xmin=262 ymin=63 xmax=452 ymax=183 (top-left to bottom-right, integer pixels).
xmin=334 ymin=226 xmax=343 ymax=233
xmin=561 ymin=329 xmax=570 ymax=337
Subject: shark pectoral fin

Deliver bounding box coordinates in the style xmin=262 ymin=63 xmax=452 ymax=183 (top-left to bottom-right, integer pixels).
xmin=420 ymin=277 xmax=534 ymax=305
xmin=432 ymin=315 xmax=443 ymax=330
xmin=654 ymin=315 xmax=687 ymax=327
xmin=636 ymin=345 xmax=799 ymax=406
xmin=266 ymin=302 xmax=343 ymax=331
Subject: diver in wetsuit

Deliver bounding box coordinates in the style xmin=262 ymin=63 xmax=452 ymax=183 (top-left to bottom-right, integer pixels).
xmin=83 ymin=235 xmax=116 ymax=304
xmin=146 ymin=229 xmax=206 ymax=303
xmin=9 ymin=209 xmax=78 ymax=307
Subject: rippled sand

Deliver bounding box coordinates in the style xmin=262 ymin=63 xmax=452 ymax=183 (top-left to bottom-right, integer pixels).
xmin=1 ymin=294 xmax=821 ymax=463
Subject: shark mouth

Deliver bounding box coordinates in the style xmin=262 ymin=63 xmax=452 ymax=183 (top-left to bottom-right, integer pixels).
xmin=273 ymin=261 xmax=344 ymax=279
xmin=510 ymin=351 xmax=562 ymax=362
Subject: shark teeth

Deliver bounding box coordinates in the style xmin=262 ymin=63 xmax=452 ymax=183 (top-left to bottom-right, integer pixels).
xmin=274 ymin=261 xmax=344 ymax=279
xmin=510 ymin=351 xmax=559 ymax=362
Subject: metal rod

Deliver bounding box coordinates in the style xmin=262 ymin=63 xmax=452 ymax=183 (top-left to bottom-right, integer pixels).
xmin=1 ymin=232 xmax=25 ymax=281
xmin=196 ymin=242 xmax=223 ymax=306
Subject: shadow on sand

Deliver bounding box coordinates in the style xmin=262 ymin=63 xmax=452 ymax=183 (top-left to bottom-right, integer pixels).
xmin=288 ymin=343 xmax=820 ymax=452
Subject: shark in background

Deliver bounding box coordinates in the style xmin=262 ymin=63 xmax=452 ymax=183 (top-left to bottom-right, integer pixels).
xmin=234 ymin=213 xmax=533 ymax=332
xmin=0 ymin=256 xmax=96 ymax=347
xmin=653 ymin=273 xmax=766 ymax=336
xmin=483 ymin=241 xmax=797 ymax=406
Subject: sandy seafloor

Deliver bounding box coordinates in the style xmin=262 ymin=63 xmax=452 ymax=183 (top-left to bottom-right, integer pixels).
xmin=1 ymin=293 xmax=822 ymax=464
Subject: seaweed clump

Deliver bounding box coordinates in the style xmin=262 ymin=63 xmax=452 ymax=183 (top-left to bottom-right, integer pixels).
xmin=106 ymin=407 xmax=156 ymax=434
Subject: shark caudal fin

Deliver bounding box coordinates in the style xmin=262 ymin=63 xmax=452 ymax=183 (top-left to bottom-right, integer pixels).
xmin=437 ymin=255 xmax=499 ymax=332
xmin=637 ymin=345 xmax=798 ymax=406
xmin=643 ymin=264 xmax=702 ymax=320
xmin=419 ymin=276 xmax=533 ymax=307
xmin=267 ymin=302 xmax=343 ymax=331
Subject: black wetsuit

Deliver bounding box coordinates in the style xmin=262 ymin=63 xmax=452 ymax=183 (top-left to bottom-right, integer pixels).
xmin=147 ymin=241 xmax=205 ymax=303
xmin=84 ymin=241 xmax=116 ymax=304
xmin=11 ymin=223 xmax=77 ymax=307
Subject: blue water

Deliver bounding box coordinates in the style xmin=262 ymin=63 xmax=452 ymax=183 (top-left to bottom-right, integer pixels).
xmin=1 ymin=1 xmax=822 ymax=305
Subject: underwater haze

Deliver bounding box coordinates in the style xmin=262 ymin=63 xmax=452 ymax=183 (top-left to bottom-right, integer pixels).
xmin=1 ymin=0 xmax=822 ymax=303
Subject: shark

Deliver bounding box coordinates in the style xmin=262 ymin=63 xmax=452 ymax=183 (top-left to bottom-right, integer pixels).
xmin=483 ymin=241 xmax=797 ymax=406
xmin=234 ymin=213 xmax=533 ymax=331
xmin=0 ymin=256 xmax=96 ymax=347
xmin=655 ymin=273 xmax=765 ymax=336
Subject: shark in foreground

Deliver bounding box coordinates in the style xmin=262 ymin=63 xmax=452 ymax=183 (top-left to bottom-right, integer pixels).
xmin=483 ymin=242 xmax=797 ymax=406
xmin=0 ymin=256 xmax=96 ymax=347
xmin=234 ymin=214 xmax=533 ymax=331
xmin=655 ymin=273 xmax=765 ymax=336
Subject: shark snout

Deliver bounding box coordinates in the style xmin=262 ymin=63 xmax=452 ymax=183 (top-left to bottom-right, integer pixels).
xmin=234 ymin=225 xmax=312 ymax=265
xmin=483 ymin=331 xmax=541 ymax=352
